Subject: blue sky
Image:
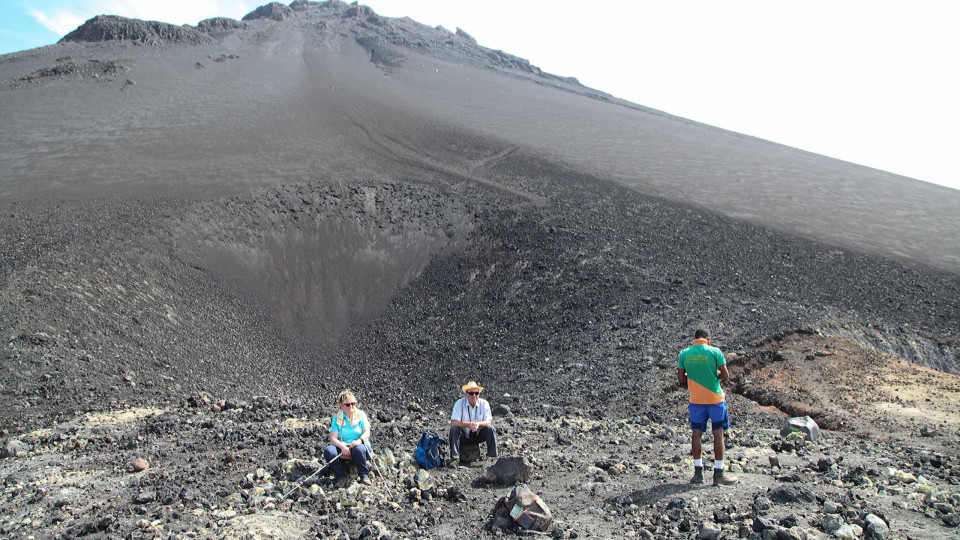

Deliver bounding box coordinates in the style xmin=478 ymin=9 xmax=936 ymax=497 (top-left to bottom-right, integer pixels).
xmin=0 ymin=0 xmax=63 ymax=53
xmin=2 ymin=1 xmax=958 ymax=191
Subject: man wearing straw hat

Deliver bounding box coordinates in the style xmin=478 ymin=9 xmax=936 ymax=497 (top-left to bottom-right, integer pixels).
xmin=448 ymin=380 xmax=498 ymax=467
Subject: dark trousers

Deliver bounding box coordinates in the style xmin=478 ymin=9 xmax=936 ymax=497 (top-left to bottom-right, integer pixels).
xmin=323 ymin=443 xmax=371 ymax=478
xmin=449 ymin=425 xmax=498 ymax=459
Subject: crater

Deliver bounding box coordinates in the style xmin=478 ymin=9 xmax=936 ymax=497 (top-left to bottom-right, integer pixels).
xmin=173 ymin=181 xmax=472 ymax=349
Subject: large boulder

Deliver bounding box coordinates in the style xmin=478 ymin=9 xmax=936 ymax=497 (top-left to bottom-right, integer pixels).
xmin=2 ymin=439 xmax=30 ymax=458
xmin=481 ymin=456 xmax=531 ymax=485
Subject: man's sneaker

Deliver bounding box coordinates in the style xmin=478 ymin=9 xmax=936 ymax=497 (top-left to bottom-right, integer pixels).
xmin=713 ymin=469 xmax=738 ymax=486
xmin=334 ymin=476 xmax=350 ymax=489
xmin=358 ymin=475 xmax=372 ymax=486
xmin=690 ymin=466 xmax=704 ymax=484
xmin=448 ymin=459 xmax=460 ymax=468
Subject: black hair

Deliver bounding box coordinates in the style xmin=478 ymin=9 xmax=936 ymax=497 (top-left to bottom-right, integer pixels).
xmin=694 ymin=329 xmax=710 ymax=339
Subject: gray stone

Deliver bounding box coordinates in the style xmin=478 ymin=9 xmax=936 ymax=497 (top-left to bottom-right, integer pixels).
xmin=865 ymin=513 xmax=889 ymax=539
xmin=2 ymin=439 xmax=31 ymax=458
xmin=698 ymin=521 xmax=721 ymax=540
xmin=461 ymin=441 xmax=481 ymax=463
xmin=824 ymin=501 xmax=843 ymax=514
xmin=134 ymin=491 xmax=156 ymax=504
xmin=942 ymin=512 xmax=960 ymax=527
xmin=931 ymin=502 xmax=955 ymax=514
xmin=482 ymin=456 xmax=531 ymax=485
xmin=413 ymin=469 xmax=435 ymax=492
xmin=821 ymin=515 xmax=843 ymax=533
xmin=753 ymin=517 xmax=777 ymax=532
xmin=776 ymin=527 xmax=807 ymax=540
xmin=754 ymin=495 xmax=772 ymax=514
xmin=492 ymin=404 xmax=512 ymax=417
xmin=833 ymin=524 xmax=858 ymax=539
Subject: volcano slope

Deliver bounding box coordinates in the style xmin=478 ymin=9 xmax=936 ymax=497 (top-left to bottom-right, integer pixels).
xmin=2 ymin=2 xmax=960 ymax=539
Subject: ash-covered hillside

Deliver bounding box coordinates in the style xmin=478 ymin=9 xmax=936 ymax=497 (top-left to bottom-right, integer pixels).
xmin=1 ymin=2 xmax=959 ymax=539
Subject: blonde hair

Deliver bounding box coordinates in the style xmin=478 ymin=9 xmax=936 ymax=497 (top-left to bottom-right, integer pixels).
xmin=335 ymin=389 xmax=359 ymax=426
xmin=337 ymin=389 xmax=357 ymax=407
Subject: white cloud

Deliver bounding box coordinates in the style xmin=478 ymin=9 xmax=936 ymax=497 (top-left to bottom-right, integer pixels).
xmin=30 ymin=8 xmax=86 ymax=36
xmin=30 ymin=0 xmax=258 ymax=37
xmin=92 ymin=0 xmax=258 ymax=25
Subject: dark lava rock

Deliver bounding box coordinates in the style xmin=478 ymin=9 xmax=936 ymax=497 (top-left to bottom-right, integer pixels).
xmin=482 ymin=456 xmax=531 ymax=485
xmin=753 ymin=517 xmax=776 ymax=532
xmin=61 ymin=15 xmax=212 ymax=45
xmin=242 ymin=2 xmax=294 ymax=22
xmin=196 ymin=17 xmax=247 ymax=32
xmin=753 ymin=495 xmax=773 ymax=514
xmin=492 ymin=404 xmax=512 ymax=417
xmin=768 ymin=485 xmax=816 ymax=504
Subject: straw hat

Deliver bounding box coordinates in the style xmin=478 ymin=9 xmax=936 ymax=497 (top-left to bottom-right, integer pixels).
xmin=461 ymin=381 xmax=484 ymax=393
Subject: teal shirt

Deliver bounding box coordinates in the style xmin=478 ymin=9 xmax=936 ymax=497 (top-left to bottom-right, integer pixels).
xmin=330 ymin=410 xmax=369 ymax=444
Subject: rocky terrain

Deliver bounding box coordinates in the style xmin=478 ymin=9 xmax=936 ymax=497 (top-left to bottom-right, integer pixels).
xmin=1 ymin=1 xmax=959 ymax=539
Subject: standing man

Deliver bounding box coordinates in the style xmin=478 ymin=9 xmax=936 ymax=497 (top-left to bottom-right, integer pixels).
xmin=678 ymin=329 xmax=738 ymax=486
xmin=449 ymin=381 xmax=498 ymax=467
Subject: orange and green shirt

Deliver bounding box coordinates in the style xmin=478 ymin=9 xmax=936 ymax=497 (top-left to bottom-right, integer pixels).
xmin=678 ymin=339 xmax=726 ymax=404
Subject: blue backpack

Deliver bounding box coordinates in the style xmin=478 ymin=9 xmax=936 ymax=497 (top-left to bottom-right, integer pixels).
xmin=415 ymin=430 xmax=446 ymax=469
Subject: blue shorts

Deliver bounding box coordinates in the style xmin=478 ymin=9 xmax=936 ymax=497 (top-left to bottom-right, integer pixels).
xmin=689 ymin=401 xmax=729 ymax=432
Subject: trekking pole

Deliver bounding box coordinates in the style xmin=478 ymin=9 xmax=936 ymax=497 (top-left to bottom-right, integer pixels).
xmin=281 ymin=454 xmax=342 ymax=499
xmin=368 ymin=447 xmax=396 ymax=501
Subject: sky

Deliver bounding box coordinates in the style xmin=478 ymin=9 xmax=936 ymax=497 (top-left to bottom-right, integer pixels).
xmin=2 ymin=1 xmax=958 ymax=192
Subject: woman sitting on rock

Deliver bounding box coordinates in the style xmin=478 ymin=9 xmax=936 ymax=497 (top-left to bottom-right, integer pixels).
xmin=323 ymin=389 xmax=373 ymax=488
